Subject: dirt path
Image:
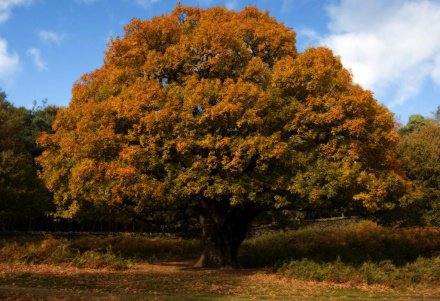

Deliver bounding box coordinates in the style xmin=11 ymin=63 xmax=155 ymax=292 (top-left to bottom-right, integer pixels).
xmin=0 ymin=261 xmax=437 ymax=300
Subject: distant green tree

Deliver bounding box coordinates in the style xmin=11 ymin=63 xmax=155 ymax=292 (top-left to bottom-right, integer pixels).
xmin=28 ymin=100 xmax=58 ymax=156
xmin=434 ymin=105 xmax=440 ymax=121
xmin=399 ymin=114 xmax=426 ymax=134
xmin=0 ymin=91 xmax=56 ymax=229
xmin=399 ymin=118 xmax=440 ymax=226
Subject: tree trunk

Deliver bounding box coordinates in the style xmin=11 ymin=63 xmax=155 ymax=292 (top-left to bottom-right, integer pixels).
xmin=194 ymin=202 xmax=257 ymax=268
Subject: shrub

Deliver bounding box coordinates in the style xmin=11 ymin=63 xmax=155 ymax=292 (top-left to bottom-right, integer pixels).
xmin=70 ymin=234 xmax=200 ymax=260
xmin=0 ymin=234 xmax=200 ymax=268
xmin=72 ymin=249 xmax=128 ymax=270
xmin=277 ymin=256 xmax=440 ymax=287
xmin=0 ymin=237 xmax=75 ymax=264
xmin=240 ymin=221 xmax=440 ymax=267
xmin=0 ymin=236 xmax=129 ymax=269
xmin=278 ymin=258 xmax=356 ymax=283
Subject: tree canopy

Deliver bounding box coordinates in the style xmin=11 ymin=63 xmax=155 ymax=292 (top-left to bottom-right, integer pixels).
xmin=38 ymin=5 xmax=417 ymax=267
xmin=0 ymin=92 xmax=56 ymax=228
xmin=400 ymin=118 xmax=440 ymax=226
xmin=399 ymin=114 xmax=426 ymax=134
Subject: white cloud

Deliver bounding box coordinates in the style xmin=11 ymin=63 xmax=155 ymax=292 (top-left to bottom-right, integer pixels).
xmin=134 ymin=0 xmax=160 ymax=9
xmin=321 ymin=0 xmax=440 ymax=106
xmin=0 ymin=0 xmax=33 ymax=23
xmin=37 ymin=30 xmax=64 ymax=45
xmin=27 ymin=47 xmax=46 ymax=70
xmin=0 ymin=38 xmax=19 ymax=83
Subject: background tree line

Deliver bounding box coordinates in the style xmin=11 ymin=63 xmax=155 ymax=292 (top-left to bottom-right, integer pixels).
xmin=0 ymin=91 xmax=55 ymax=230
xmin=397 ymin=109 xmax=440 ymax=226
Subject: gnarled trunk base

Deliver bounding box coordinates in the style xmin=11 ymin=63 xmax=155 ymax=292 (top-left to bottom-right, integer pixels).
xmin=194 ymin=204 xmax=256 ymax=268
xmin=194 ymin=224 xmax=242 ymax=268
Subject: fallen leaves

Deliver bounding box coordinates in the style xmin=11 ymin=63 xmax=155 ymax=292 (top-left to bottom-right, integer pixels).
xmin=1 ymin=261 xmax=438 ymax=300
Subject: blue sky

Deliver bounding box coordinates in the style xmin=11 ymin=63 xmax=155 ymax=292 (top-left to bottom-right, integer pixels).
xmin=1 ymin=0 xmax=439 ymax=124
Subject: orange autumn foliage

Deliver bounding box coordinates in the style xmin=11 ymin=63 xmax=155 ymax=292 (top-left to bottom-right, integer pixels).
xmin=37 ymin=5 xmax=417 ymax=256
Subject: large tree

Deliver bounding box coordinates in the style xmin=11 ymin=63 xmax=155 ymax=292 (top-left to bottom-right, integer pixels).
xmin=38 ymin=5 xmax=416 ymax=267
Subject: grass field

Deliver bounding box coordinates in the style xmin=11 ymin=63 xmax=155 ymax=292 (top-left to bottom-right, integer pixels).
xmin=1 ymin=261 xmax=439 ymax=300
xmin=1 ymin=221 xmax=439 ymax=300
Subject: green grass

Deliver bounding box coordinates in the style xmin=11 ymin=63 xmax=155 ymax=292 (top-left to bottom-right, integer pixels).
xmin=277 ymin=256 xmax=440 ymax=287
